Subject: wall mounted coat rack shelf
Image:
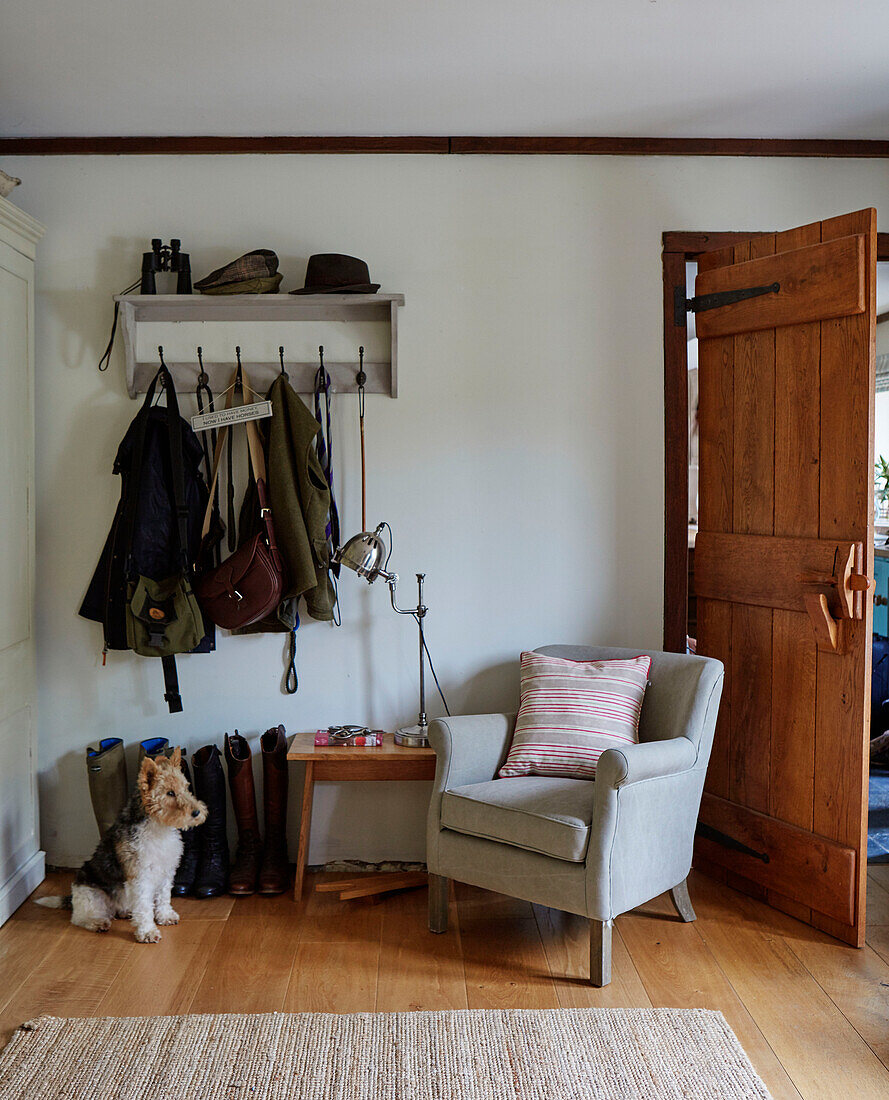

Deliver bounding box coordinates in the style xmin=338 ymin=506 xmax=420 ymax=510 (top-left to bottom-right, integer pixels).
xmin=114 ymin=293 xmax=404 ymax=399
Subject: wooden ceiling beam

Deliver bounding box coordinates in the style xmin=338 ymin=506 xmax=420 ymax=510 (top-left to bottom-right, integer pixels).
xmin=0 ymin=136 xmax=450 ymax=155
xmin=3 ymin=135 xmax=889 ymax=157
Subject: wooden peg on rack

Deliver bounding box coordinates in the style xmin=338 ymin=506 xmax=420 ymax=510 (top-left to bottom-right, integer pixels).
xmin=234 ymin=346 xmax=243 ymax=392
xmin=316 ymin=345 xmax=327 ymax=392
xmin=156 ymin=346 xmax=168 ymax=390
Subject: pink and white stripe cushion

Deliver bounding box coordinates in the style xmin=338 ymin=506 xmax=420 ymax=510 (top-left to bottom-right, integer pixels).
xmin=499 ymin=651 xmax=651 ymax=780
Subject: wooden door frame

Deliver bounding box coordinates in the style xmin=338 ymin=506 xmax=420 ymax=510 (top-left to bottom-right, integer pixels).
xmin=662 ymin=229 xmax=889 ymax=653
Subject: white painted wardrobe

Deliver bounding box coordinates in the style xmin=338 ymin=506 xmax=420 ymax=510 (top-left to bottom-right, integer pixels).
xmin=0 ymin=194 xmax=44 ymax=926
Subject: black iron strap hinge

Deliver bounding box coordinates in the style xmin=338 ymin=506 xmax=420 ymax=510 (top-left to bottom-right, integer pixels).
xmin=696 ymin=822 xmax=770 ymax=863
xmin=674 ymin=281 xmax=780 ymax=327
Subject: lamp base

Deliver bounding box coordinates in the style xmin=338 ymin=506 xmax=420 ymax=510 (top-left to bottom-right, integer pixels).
xmin=394 ymin=724 xmax=430 ymax=748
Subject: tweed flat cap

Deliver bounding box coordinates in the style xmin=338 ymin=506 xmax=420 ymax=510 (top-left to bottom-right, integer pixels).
xmin=198 ymin=273 xmax=283 ymax=296
xmin=195 ymin=249 xmax=280 ymax=293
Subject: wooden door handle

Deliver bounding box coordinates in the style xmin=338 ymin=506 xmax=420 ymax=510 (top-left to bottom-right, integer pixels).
xmin=804 ymin=592 xmax=845 ymax=654
xmin=797 ymin=545 xmax=866 ymax=621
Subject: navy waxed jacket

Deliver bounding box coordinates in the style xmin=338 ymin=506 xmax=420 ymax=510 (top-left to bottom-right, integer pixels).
xmin=80 ymin=404 xmax=215 ymax=653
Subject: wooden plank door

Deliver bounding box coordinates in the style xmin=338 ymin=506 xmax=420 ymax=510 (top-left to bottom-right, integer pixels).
xmin=692 ymin=209 xmax=876 ymax=946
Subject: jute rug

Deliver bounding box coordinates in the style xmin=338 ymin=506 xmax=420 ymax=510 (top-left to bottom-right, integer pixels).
xmin=0 ymin=1008 xmax=772 ymax=1099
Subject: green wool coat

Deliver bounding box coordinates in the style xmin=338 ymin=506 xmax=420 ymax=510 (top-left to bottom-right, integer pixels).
xmin=266 ymin=374 xmax=336 ymax=621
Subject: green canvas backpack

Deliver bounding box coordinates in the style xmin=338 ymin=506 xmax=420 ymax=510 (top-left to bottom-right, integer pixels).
xmin=125 ymin=573 xmax=204 ymax=657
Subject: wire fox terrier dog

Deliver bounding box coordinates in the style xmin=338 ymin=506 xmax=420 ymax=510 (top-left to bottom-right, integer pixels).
xmin=37 ymin=749 xmax=207 ymax=943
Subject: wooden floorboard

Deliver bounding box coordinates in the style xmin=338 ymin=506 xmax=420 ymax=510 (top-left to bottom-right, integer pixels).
xmin=0 ymin=922 xmax=134 ymax=1045
xmin=532 ymin=904 xmax=652 ymax=1010
xmin=377 ymin=882 xmax=467 ymax=1013
xmin=864 ymin=921 xmax=889 ymax=966
xmin=189 ymin=914 xmax=300 ymax=1016
xmin=866 ymin=866 xmax=889 ymax=925
xmin=0 ymin=878 xmax=70 ymax=1032
xmin=96 ymin=919 xmax=225 ymax=1018
xmin=284 ymin=940 xmax=381 ymax=1013
xmin=868 ymin=863 xmax=889 ymax=893
xmin=1 ymin=871 xmax=889 ymax=1096
xmin=784 ymin=934 xmax=889 ymax=1071
xmin=461 ymin=916 xmax=561 ymax=1010
xmin=618 ymin=911 xmax=801 ymax=1100
xmin=697 ymin=917 xmax=889 ymax=1098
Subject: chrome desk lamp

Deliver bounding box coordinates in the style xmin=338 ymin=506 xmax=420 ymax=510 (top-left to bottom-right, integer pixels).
xmin=334 ymin=523 xmax=431 ymax=747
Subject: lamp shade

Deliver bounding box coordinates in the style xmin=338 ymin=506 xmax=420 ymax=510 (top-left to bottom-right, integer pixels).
xmin=334 ymin=524 xmax=389 ymax=582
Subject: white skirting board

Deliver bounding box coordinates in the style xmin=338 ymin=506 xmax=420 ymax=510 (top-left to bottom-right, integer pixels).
xmin=0 ymin=850 xmax=46 ymax=928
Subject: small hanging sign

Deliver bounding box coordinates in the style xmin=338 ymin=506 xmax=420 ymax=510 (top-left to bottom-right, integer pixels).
xmin=191 ymin=401 xmax=272 ymax=433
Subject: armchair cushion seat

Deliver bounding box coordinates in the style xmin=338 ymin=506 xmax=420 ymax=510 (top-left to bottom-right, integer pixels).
xmin=441 ymin=776 xmax=597 ymax=863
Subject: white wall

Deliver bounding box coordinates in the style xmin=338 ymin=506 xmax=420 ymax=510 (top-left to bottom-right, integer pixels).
xmin=6 ymin=153 xmax=889 ymax=867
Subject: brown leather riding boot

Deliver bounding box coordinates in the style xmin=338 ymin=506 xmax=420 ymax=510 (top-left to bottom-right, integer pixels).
xmin=225 ymin=732 xmax=262 ymax=896
xmin=258 ymin=724 xmax=290 ymax=894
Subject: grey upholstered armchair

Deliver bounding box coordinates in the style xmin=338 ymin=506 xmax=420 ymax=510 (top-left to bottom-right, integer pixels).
xmin=426 ymin=645 xmax=724 ymax=986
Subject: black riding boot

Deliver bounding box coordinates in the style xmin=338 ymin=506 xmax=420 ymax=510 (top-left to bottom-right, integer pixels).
xmin=172 ymin=758 xmax=201 ymax=897
xmin=191 ymin=745 xmax=229 ymax=899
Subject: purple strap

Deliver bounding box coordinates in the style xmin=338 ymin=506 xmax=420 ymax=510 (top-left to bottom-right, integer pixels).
xmin=313 ymin=363 xmax=341 ymax=577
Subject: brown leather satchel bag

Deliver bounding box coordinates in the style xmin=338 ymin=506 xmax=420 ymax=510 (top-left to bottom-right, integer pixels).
xmin=195 ymin=371 xmax=285 ymax=629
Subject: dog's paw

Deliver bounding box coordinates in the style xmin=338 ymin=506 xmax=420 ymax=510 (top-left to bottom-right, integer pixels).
xmin=72 ymin=916 xmax=112 ymax=934
xmin=134 ymin=926 xmax=162 ymax=944
xmin=156 ymin=909 xmax=179 ymax=926
xmin=115 ymin=908 xmax=132 ymax=920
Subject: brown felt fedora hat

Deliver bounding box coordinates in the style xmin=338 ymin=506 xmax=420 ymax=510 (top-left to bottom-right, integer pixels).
xmin=290 ymin=253 xmax=380 ymax=295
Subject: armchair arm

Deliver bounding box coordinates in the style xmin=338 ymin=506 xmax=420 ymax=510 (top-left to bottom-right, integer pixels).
xmin=426 ymin=714 xmax=516 ymax=875
xmin=427 ymin=713 xmax=517 ymax=792
xmin=586 ymin=736 xmax=704 ymax=922
xmin=595 ymin=736 xmax=697 ymax=789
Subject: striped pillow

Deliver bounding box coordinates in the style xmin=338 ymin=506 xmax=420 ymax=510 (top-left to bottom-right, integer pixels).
xmin=499 ymin=651 xmax=651 ymax=780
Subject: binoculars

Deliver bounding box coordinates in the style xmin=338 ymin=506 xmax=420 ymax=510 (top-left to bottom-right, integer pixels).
xmin=141 ymin=238 xmax=192 ymax=294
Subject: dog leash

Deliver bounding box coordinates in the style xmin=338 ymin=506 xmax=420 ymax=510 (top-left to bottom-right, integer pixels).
xmin=313 ymin=346 xmax=341 ymax=577
xmin=225 ymin=352 xmax=242 ymax=551
xmin=195 ymin=347 xmax=217 ymax=480
xmin=286 ymin=617 xmax=299 ymax=694
xmin=194 ymin=349 xmax=221 ymax=567
xmin=97 ymin=278 xmax=141 ymax=371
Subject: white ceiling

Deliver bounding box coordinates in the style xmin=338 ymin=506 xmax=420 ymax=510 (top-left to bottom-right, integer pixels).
xmin=3 ymin=1 xmax=889 ymax=139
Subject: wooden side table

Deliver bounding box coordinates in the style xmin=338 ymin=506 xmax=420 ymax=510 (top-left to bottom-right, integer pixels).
xmin=286 ymin=731 xmax=437 ymax=900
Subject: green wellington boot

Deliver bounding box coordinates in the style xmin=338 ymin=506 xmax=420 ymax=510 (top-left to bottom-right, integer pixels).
xmin=138 ymin=737 xmax=174 ymax=765
xmin=85 ymin=738 xmax=129 ymax=839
